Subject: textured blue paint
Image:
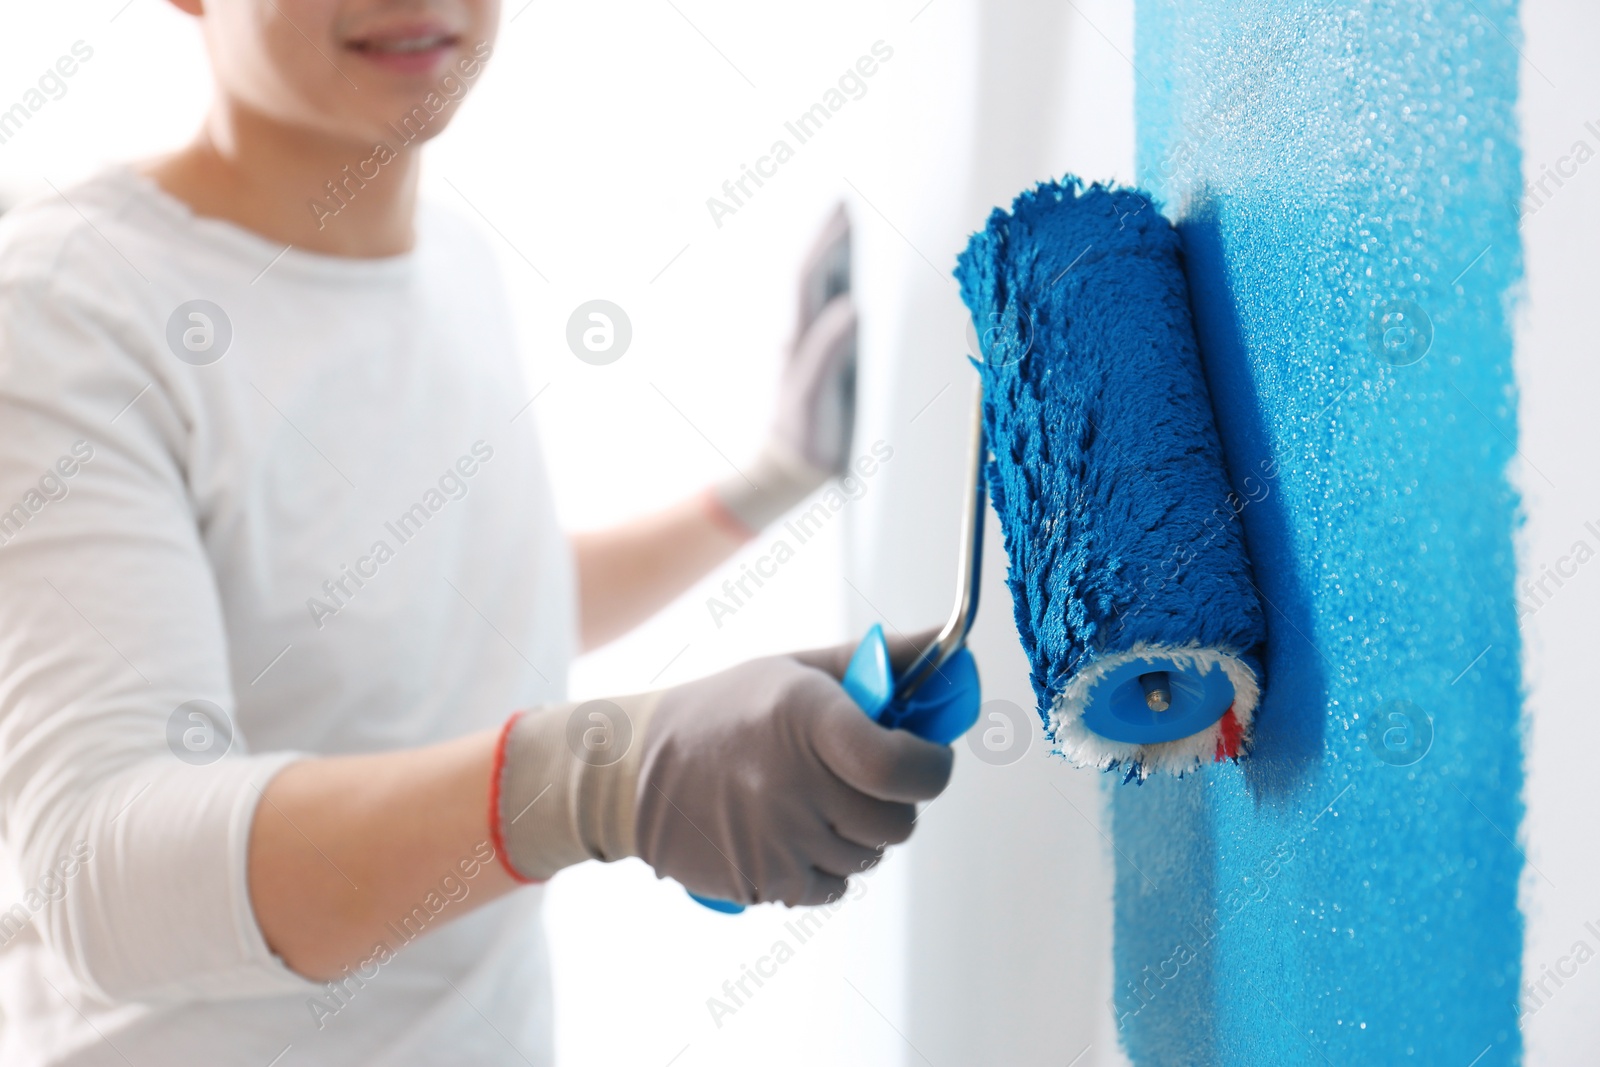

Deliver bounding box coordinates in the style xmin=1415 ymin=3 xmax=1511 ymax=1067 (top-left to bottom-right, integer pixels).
xmin=954 ymin=180 xmax=1263 ymax=755
xmin=1111 ymin=1 xmax=1527 ymax=1063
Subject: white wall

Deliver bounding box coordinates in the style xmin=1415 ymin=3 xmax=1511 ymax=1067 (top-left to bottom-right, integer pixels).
xmin=1515 ymin=1 xmax=1600 ymax=1061
xmin=850 ymin=2 xmax=1134 ymax=1064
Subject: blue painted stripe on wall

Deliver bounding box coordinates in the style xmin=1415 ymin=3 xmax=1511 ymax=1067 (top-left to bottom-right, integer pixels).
xmin=1112 ymin=1 xmax=1527 ymax=1063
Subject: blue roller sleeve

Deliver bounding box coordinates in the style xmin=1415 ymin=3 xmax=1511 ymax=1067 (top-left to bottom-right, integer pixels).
xmin=955 ymin=178 xmax=1266 ymax=774
xmin=689 ymin=624 xmax=981 ymax=914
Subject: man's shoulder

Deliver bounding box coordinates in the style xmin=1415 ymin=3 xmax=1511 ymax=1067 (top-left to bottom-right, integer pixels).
xmin=0 ymin=169 xmax=150 ymax=297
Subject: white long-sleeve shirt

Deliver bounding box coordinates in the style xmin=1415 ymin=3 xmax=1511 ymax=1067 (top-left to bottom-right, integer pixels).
xmin=0 ymin=165 xmax=575 ymax=1065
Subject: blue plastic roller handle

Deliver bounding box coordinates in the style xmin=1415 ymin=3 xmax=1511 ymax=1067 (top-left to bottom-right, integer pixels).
xmin=689 ymin=623 xmax=981 ymax=914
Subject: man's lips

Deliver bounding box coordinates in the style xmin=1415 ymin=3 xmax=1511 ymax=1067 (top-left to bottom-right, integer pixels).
xmin=344 ymin=27 xmax=463 ymax=76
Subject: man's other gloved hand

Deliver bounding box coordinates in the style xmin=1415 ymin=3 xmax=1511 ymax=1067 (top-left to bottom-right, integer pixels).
xmin=709 ymin=205 xmax=857 ymax=535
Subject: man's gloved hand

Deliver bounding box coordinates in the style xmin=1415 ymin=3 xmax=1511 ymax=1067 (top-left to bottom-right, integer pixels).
xmin=491 ymin=633 xmax=954 ymax=906
xmin=709 ymin=205 xmax=857 ymax=536
xmin=634 ymin=646 xmax=951 ymax=906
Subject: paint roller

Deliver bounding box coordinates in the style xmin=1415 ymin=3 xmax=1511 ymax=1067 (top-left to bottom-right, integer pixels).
xmin=956 ymin=176 xmax=1265 ymax=779
xmin=689 ymin=175 xmax=1260 ymax=912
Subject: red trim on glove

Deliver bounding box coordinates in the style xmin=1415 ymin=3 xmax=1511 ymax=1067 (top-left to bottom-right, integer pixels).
xmin=488 ymin=711 xmax=539 ymax=885
xmin=700 ymin=487 xmax=758 ymax=542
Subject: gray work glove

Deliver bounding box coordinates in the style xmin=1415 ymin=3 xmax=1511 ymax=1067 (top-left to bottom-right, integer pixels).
xmin=711 ymin=205 xmax=858 ymax=534
xmin=492 ymin=634 xmax=953 ymax=907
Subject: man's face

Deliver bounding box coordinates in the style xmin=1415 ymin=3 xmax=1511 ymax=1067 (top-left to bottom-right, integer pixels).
xmin=193 ymin=0 xmax=499 ymax=144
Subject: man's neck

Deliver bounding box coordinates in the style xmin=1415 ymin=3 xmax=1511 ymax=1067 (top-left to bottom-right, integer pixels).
xmin=142 ymin=98 xmax=422 ymax=259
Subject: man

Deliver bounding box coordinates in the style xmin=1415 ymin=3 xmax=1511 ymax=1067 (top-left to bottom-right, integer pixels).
xmin=0 ymin=1 xmax=959 ymax=1063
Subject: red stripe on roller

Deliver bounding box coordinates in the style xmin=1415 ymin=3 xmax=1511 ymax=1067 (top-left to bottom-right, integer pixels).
xmin=1213 ymin=707 xmax=1245 ymax=762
